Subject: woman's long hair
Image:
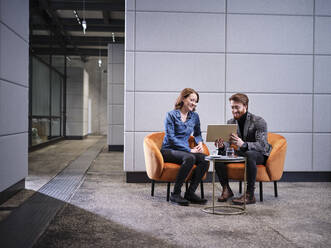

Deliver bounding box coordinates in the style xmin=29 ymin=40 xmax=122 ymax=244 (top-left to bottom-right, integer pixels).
xmin=174 ymin=88 xmax=199 ymax=111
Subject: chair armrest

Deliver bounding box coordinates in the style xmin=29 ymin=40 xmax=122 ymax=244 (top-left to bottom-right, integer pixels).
xmin=202 ymin=143 xmax=210 ymax=156
xmin=188 ymin=136 xmax=210 ymax=155
xmin=265 ymin=140 xmax=287 ymax=181
xmin=143 ymin=137 xmax=164 ymax=179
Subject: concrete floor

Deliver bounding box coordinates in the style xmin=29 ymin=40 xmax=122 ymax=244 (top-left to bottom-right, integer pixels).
xmin=1 ymin=137 xmax=331 ymax=247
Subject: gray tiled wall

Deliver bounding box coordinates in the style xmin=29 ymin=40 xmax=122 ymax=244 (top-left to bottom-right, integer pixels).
xmin=0 ymin=0 xmax=29 ymax=191
xmin=125 ymin=0 xmax=331 ymax=172
xmin=108 ymin=44 xmax=125 ymax=146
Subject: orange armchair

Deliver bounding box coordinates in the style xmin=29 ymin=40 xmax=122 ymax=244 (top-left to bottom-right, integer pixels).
xmin=143 ymin=132 xmax=210 ymax=201
xmin=226 ymin=133 xmax=287 ymax=201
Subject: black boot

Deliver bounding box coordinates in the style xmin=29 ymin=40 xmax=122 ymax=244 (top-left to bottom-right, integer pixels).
xmin=185 ymin=180 xmax=208 ymax=204
xmin=184 ymin=191 xmax=207 ymax=204
xmin=170 ymin=192 xmax=189 ymax=206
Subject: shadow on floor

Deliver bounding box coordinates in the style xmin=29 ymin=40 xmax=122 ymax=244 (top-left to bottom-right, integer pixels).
xmin=0 ymin=189 xmax=178 ymax=248
xmin=34 ymin=201 xmax=178 ymax=248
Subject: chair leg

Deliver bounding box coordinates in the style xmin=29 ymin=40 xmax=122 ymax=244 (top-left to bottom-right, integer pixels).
xmin=274 ymin=181 xmax=278 ymax=197
xmin=239 ymin=181 xmax=242 ymax=194
xmin=167 ymin=182 xmax=171 ymax=201
xmin=185 ymin=181 xmax=189 ymax=193
xmin=151 ymin=180 xmax=155 ymax=196
xmin=200 ymin=181 xmax=204 ymax=199
xmin=259 ymin=181 xmax=263 ymax=202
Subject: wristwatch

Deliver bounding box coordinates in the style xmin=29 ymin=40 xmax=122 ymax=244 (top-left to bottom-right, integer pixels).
xmin=240 ymin=142 xmax=248 ymax=151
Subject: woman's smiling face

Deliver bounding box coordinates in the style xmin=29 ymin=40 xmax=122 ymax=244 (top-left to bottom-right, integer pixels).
xmin=182 ymin=93 xmax=198 ymax=112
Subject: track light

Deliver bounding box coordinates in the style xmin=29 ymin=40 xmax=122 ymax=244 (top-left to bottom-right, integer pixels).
xmin=98 ymin=44 xmax=102 ymax=68
xmin=82 ymin=20 xmax=87 ymax=34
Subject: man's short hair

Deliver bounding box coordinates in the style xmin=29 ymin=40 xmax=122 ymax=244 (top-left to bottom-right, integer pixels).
xmin=229 ymin=93 xmax=249 ymax=108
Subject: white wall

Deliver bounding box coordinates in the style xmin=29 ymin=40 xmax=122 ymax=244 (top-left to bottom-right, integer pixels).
xmin=124 ymin=0 xmax=331 ymax=172
xmin=66 ymin=67 xmax=89 ymax=137
xmin=85 ymin=57 xmax=108 ymax=135
xmin=108 ymin=44 xmax=125 ymax=147
xmin=0 ymin=0 xmax=29 ymax=191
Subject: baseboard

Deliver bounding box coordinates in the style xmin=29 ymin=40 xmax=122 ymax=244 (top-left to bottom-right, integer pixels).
xmin=280 ymin=172 xmax=331 ymax=182
xmin=126 ymin=171 xmax=331 ymax=183
xmin=0 ymin=179 xmax=25 ymax=205
xmin=108 ymin=145 xmax=124 ymax=151
xmin=66 ymin=135 xmax=88 ymax=140
xmin=29 ymin=137 xmax=64 ymax=152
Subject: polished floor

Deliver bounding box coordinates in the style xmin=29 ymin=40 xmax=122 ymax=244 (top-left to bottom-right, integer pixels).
xmin=0 ymin=136 xmax=330 ymax=248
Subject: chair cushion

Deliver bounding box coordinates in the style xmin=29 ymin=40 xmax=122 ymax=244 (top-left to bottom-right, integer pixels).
xmin=227 ymin=163 xmax=271 ymax=182
xmin=156 ymin=163 xmax=196 ymax=182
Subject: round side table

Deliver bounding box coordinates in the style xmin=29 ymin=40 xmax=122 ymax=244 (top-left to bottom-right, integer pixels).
xmin=202 ymin=155 xmax=247 ymax=215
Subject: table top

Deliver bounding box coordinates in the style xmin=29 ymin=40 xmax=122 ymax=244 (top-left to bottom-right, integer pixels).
xmin=205 ymin=155 xmax=246 ymax=162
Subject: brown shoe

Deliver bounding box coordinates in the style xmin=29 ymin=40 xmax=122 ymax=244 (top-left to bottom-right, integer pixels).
xmin=217 ymin=186 xmax=234 ymax=202
xmin=232 ymin=193 xmax=256 ymax=205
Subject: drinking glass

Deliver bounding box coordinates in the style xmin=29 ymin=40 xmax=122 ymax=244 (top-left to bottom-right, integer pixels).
xmin=226 ymin=147 xmax=235 ymax=157
xmin=212 ymin=148 xmax=219 ymax=156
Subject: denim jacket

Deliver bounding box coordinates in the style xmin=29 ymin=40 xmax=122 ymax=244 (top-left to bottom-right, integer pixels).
xmin=162 ymin=109 xmax=203 ymax=152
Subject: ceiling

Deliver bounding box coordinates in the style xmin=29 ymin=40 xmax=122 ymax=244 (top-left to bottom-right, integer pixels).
xmin=30 ymin=0 xmax=125 ymax=61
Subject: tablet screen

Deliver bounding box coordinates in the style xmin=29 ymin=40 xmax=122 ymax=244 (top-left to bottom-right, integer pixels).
xmin=206 ymin=124 xmax=238 ymax=142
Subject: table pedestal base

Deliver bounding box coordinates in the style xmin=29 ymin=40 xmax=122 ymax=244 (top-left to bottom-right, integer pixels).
xmin=202 ymin=205 xmax=246 ymax=215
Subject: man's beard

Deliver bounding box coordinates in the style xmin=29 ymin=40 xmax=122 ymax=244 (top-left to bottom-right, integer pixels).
xmin=233 ymin=110 xmax=245 ymax=120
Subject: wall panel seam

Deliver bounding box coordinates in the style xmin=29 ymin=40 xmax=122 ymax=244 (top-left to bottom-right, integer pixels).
xmin=224 ymin=0 xmax=228 ymax=123
xmin=123 ymin=131 xmax=331 ymax=134
xmin=128 ymin=50 xmax=331 ymax=56
xmin=315 ymin=15 xmax=331 ymax=17
xmin=131 ymin=50 xmax=226 ymax=54
xmin=127 ymin=90 xmax=325 ymax=95
xmin=134 ymin=10 xmax=226 ymax=14
xmin=312 ymin=0 xmax=316 ymax=171
xmin=133 ymin=4 xmax=136 ymax=171
xmin=131 ymin=11 xmax=331 ymax=17
xmin=227 ymin=13 xmax=314 ymax=17
xmin=130 ymin=131 xmax=330 ymax=134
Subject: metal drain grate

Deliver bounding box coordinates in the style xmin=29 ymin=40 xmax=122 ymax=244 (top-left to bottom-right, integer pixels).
xmin=0 ymin=138 xmax=106 ymax=248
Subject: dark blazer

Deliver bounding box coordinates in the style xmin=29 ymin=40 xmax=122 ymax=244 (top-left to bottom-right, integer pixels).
xmin=223 ymin=112 xmax=272 ymax=156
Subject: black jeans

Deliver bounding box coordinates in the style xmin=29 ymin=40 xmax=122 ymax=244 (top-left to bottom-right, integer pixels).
xmin=161 ymin=149 xmax=209 ymax=195
xmin=215 ymin=150 xmax=267 ymax=193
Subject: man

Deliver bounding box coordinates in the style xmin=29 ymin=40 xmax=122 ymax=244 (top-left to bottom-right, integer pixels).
xmin=215 ymin=93 xmax=272 ymax=205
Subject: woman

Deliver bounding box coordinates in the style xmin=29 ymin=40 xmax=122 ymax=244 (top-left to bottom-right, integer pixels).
xmin=161 ymin=88 xmax=209 ymax=206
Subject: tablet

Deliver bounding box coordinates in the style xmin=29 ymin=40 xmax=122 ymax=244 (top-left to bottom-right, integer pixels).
xmin=206 ymin=124 xmax=238 ymax=142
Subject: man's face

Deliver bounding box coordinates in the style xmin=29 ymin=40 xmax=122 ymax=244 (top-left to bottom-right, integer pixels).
xmin=230 ymin=100 xmax=247 ymax=120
